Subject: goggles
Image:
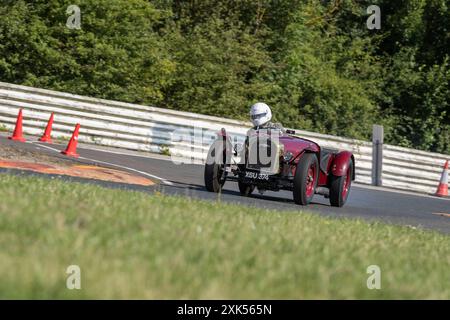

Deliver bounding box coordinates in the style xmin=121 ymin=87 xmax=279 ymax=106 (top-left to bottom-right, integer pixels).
xmin=251 ymin=112 xmax=267 ymax=120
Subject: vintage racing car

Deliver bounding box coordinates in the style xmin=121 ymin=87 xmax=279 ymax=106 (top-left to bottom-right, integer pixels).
xmin=204 ymin=128 xmax=355 ymax=207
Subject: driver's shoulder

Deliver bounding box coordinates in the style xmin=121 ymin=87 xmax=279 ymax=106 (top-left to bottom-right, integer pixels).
xmin=248 ymin=123 xmax=285 ymax=134
xmin=271 ymin=122 xmax=284 ymax=129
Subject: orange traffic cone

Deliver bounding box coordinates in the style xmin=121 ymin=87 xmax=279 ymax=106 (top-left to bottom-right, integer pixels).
xmin=61 ymin=124 xmax=80 ymax=158
xmin=435 ymin=160 xmax=449 ymax=197
xmin=8 ymin=108 xmax=26 ymax=142
xmin=39 ymin=113 xmax=54 ymax=143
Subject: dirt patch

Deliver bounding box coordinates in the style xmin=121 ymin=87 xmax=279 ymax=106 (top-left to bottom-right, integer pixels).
xmin=0 ymin=142 xmax=74 ymax=166
xmin=0 ymin=142 xmax=154 ymax=186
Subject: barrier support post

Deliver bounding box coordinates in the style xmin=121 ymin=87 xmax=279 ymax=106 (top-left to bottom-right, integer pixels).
xmin=372 ymin=125 xmax=384 ymax=186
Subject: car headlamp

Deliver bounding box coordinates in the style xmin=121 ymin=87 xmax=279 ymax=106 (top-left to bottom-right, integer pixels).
xmin=283 ymin=151 xmax=294 ymax=162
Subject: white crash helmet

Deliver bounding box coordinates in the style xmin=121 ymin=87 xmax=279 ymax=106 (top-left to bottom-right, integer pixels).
xmin=250 ymin=102 xmax=272 ymax=127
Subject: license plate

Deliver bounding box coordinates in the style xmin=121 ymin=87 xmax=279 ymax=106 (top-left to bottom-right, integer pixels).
xmin=245 ymin=172 xmax=269 ymax=180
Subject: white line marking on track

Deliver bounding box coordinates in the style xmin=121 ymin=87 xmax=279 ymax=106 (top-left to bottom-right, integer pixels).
xmin=28 ymin=142 xmax=174 ymax=186
xmin=54 ymin=142 xmax=204 ymax=165
xmin=353 ymin=183 xmax=450 ymax=201
xmin=70 ymin=143 xmax=173 ymax=162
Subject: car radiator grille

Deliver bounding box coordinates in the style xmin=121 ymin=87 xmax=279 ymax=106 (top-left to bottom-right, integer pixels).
xmin=246 ymin=136 xmax=281 ymax=175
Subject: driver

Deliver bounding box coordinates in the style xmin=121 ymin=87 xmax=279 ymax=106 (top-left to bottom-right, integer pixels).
xmin=249 ymin=102 xmax=285 ymax=133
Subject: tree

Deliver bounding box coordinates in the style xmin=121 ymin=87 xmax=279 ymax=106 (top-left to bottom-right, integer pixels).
xmin=0 ymin=0 xmax=175 ymax=104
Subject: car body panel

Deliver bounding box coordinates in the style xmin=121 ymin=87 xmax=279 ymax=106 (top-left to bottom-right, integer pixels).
xmin=330 ymin=151 xmax=355 ymax=178
xmin=279 ymin=135 xmax=320 ymax=161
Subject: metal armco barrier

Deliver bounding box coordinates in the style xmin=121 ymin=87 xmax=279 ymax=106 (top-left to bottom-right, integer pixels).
xmin=0 ymin=81 xmax=448 ymax=195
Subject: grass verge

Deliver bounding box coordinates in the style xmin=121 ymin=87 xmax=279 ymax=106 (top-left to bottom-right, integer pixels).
xmin=0 ymin=174 xmax=449 ymax=299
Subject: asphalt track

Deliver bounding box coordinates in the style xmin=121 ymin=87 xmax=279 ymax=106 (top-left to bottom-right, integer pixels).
xmin=1 ymin=135 xmax=449 ymax=234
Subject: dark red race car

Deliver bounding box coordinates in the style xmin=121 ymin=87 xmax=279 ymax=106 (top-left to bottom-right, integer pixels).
xmin=204 ymin=128 xmax=355 ymax=207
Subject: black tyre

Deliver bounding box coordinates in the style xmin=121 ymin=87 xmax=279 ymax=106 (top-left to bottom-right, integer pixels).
xmin=293 ymin=153 xmax=319 ymax=205
xmin=329 ymin=160 xmax=353 ymax=207
xmin=204 ymin=141 xmax=227 ymax=192
xmin=238 ymin=181 xmax=255 ymax=197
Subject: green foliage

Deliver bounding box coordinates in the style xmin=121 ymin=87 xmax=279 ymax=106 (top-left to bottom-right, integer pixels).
xmin=0 ymin=0 xmax=175 ymax=104
xmin=0 ymin=0 xmax=448 ymax=153
xmin=271 ymin=1 xmax=383 ymax=139
xmin=376 ymin=0 xmax=450 ymax=153
xmin=383 ymin=52 xmax=450 ymax=152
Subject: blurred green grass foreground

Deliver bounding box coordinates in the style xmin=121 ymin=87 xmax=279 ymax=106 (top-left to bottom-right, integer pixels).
xmin=0 ymin=174 xmax=449 ymax=299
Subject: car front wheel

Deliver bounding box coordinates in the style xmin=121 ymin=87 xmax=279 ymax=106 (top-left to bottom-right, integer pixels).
xmin=204 ymin=141 xmax=227 ymax=192
xmin=293 ymin=153 xmax=319 ymax=205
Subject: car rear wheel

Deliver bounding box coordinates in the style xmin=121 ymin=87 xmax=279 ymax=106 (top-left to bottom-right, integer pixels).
xmin=329 ymin=160 xmax=353 ymax=207
xmin=293 ymin=153 xmax=319 ymax=205
xmin=238 ymin=181 xmax=255 ymax=197
xmin=204 ymin=141 xmax=227 ymax=192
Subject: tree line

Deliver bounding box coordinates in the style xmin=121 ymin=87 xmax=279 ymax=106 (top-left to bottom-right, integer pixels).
xmin=0 ymin=0 xmax=448 ymax=154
